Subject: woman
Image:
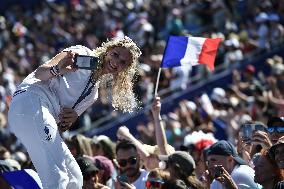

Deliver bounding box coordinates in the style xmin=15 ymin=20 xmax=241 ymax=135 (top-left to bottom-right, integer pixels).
xmin=159 ymin=151 xmax=206 ymax=189
xmin=8 ymin=36 xmax=141 ymax=189
xmin=65 ymin=134 xmax=93 ymax=159
xmin=254 ymin=150 xmax=283 ymax=189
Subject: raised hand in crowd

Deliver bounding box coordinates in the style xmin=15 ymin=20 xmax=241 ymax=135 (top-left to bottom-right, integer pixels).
xmin=117 ymin=126 xmax=133 ymax=141
xmin=151 ymin=96 xmax=162 ymax=121
xmin=117 ymin=126 xmax=150 ymax=160
xmin=151 ymin=96 xmax=171 ymax=155
xmin=237 ymin=134 xmax=252 ymax=165
xmin=252 ymin=130 xmax=273 ymax=149
xmin=214 ymin=166 xmax=238 ymax=189
xmin=116 ymin=126 xmax=160 ymax=170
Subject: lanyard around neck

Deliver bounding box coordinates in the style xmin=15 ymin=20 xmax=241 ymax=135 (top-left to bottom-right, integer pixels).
xmin=72 ymin=75 xmax=94 ymax=109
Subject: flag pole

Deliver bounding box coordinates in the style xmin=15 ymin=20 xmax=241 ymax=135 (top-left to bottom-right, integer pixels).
xmin=154 ymin=68 xmax=162 ymax=97
xmin=154 ymin=36 xmax=171 ymax=97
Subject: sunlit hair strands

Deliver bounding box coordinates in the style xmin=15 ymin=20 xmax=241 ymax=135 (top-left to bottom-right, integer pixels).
xmin=93 ymin=36 xmax=142 ymax=113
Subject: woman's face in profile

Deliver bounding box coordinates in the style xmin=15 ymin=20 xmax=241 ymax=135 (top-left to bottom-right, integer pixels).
xmin=102 ymin=46 xmax=132 ymax=74
xmin=254 ymin=155 xmax=275 ymax=184
xmin=275 ymin=145 xmax=284 ymax=169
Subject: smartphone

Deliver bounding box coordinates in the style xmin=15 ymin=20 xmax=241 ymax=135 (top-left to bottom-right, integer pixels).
xmin=214 ymin=165 xmax=223 ymax=178
xmin=74 ymin=54 xmax=98 ymax=70
xmin=254 ymin=124 xmax=267 ymax=132
xmin=117 ymin=173 xmax=128 ymax=184
xmin=241 ymin=124 xmax=253 ymax=143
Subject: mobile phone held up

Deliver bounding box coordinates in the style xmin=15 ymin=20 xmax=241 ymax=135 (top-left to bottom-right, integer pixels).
xmin=214 ymin=165 xmax=224 ymax=178
xmin=241 ymin=123 xmax=267 ymax=144
xmin=117 ymin=173 xmax=128 ymax=184
xmin=74 ymin=54 xmax=98 ymax=70
xmin=241 ymin=124 xmax=253 ymax=143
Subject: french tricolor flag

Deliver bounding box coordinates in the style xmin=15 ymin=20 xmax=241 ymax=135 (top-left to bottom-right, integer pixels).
xmin=1 ymin=169 xmax=43 ymax=188
xmin=161 ymin=36 xmax=222 ymax=71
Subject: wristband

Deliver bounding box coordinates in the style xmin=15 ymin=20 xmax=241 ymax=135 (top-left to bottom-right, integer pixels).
xmin=50 ymin=65 xmax=61 ymax=76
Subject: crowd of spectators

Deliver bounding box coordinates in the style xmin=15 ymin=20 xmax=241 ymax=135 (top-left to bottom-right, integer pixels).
xmin=0 ymin=0 xmax=284 ymax=188
xmin=0 ymin=0 xmax=284 ymax=126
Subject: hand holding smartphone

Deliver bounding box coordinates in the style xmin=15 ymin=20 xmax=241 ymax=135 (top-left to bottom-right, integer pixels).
xmin=74 ymin=54 xmax=98 ymax=70
xmin=117 ymin=173 xmax=128 ymax=184
xmin=241 ymin=123 xmax=267 ymax=144
xmin=241 ymin=124 xmax=253 ymax=144
xmin=214 ymin=165 xmax=224 ymax=178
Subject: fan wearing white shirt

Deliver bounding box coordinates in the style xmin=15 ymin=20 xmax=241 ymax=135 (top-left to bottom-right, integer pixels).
xmin=8 ymin=37 xmax=141 ymax=189
xmin=207 ymin=140 xmax=262 ymax=189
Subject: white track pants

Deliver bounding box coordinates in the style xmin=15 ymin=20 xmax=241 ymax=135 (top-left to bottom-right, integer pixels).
xmin=8 ymin=91 xmax=83 ymax=189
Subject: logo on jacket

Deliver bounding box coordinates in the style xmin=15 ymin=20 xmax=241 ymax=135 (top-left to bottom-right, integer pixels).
xmin=44 ymin=126 xmax=52 ymax=141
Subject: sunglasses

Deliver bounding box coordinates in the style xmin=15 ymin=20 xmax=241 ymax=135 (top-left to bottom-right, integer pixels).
xmin=118 ymin=157 xmax=137 ymax=167
xmin=145 ymin=179 xmax=164 ymax=188
xmin=268 ymin=126 xmax=284 ymax=133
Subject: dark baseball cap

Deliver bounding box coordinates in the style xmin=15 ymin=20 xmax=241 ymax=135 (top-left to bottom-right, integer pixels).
xmin=159 ymin=151 xmax=196 ymax=176
xmin=269 ymin=136 xmax=284 ymax=159
xmin=267 ymin=117 xmax=284 ymax=127
xmin=207 ymin=140 xmax=246 ymax=165
xmin=76 ymin=156 xmax=99 ymax=176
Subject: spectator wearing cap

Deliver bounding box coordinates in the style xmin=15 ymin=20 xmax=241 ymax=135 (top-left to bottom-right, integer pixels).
xmin=182 ymin=130 xmax=217 ymax=181
xmin=252 ymin=117 xmax=284 ymax=151
xmin=87 ymin=155 xmax=116 ymax=189
xmin=268 ymin=117 xmax=284 ymax=145
xmin=269 ymin=136 xmax=284 ymax=170
xmin=268 ymin=136 xmax=284 ymax=189
xmin=161 ymin=179 xmax=187 ymax=189
xmin=76 ymin=156 xmax=109 ymax=189
xmin=207 ymin=140 xmax=260 ymax=189
xmin=159 ymin=151 xmax=205 ymax=189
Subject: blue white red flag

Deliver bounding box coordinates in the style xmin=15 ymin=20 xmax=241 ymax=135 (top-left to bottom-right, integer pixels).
xmin=161 ymin=36 xmax=221 ymax=71
xmin=2 ymin=169 xmax=43 ymax=189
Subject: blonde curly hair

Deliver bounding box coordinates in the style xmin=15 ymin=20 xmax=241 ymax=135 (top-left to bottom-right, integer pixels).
xmin=93 ymin=36 xmax=142 ymax=113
